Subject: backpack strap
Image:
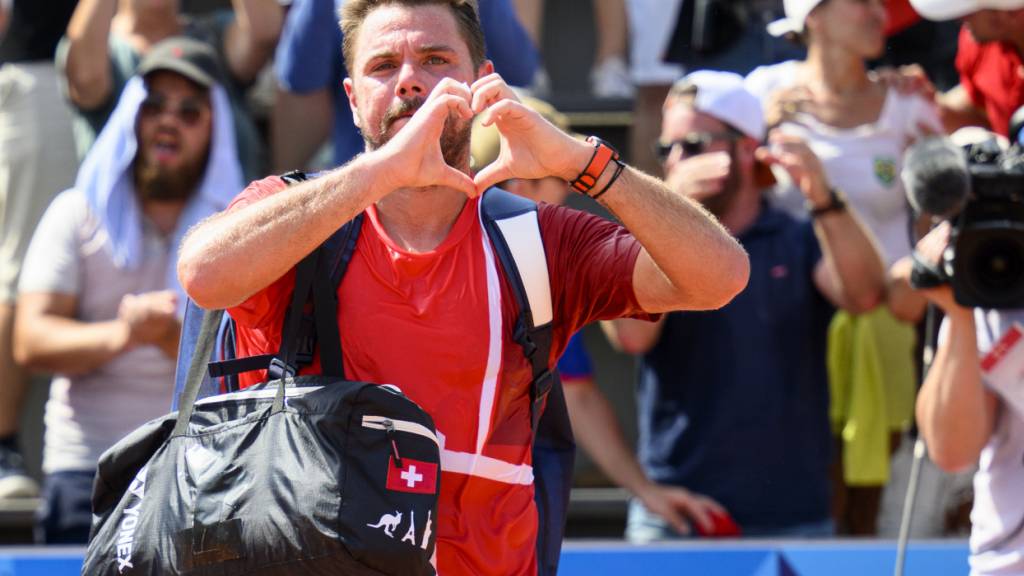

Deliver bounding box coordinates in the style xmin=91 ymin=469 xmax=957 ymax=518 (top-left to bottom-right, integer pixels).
xmin=478 ymin=188 xmax=554 ymax=433
xmin=206 ymin=170 xmax=358 ymax=381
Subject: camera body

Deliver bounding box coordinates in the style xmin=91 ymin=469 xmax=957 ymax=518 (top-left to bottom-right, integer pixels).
xmin=941 ymin=140 xmax=1024 ymax=308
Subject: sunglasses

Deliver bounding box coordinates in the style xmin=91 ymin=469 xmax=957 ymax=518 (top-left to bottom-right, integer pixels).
xmin=653 ymin=131 xmax=740 ymax=163
xmin=139 ymin=94 xmax=208 ymax=127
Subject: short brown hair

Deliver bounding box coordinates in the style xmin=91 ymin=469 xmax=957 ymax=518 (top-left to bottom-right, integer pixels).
xmin=664 ymin=79 xmax=699 ymax=109
xmin=339 ymin=0 xmax=486 ymax=74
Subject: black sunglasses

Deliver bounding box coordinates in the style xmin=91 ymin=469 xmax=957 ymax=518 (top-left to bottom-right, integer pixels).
xmin=653 ymin=131 xmax=740 ymax=163
xmin=139 ymin=94 xmax=208 ymax=127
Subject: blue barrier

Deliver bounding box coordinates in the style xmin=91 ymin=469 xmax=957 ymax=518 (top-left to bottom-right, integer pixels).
xmin=559 ymin=541 xmax=970 ymax=575
xmin=0 ymin=548 xmax=85 ymax=576
xmin=0 ymin=540 xmax=969 ymax=575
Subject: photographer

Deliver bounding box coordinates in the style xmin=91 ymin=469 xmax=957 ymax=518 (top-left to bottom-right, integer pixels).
xmin=904 ymin=221 xmax=1024 ymax=574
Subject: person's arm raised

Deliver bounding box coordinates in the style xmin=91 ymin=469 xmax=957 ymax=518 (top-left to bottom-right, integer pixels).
xmin=760 ymin=133 xmax=885 ymax=313
xmin=179 ymin=80 xmax=477 ymax=310
xmin=223 ymin=0 xmax=284 ymax=84
xmin=471 ymin=75 xmax=749 ymax=314
xmin=63 ymin=0 xmax=117 ymax=110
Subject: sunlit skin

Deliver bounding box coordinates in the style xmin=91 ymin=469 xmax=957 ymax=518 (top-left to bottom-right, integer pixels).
xmin=135 ymin=71 xmax=212 ymax=176
xmin=810 ymin=0 xmax=888 ymax=59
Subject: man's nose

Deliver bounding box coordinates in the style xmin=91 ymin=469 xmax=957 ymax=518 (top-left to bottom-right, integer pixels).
xmin=395 ymin=61 xmax=426 ymax=97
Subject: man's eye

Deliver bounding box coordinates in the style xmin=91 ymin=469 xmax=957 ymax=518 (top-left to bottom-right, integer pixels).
xmin=425 ymin=56 xmax=447 ymax=65
xmin=372 ymin=62 xmax=396 ymax=72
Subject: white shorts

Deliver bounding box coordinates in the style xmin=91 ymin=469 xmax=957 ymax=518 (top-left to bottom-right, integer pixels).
xmin=626 ymin=0 xmax=685 ymax=86
xmin=0 ymin=62 xmax=77 ymax=302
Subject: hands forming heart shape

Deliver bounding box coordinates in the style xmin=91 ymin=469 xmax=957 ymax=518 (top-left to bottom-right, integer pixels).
xmin=377 ymin=73 xmax=585 ymax=198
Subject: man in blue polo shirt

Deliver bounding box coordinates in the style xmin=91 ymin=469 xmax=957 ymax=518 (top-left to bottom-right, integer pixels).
xmin=604 ymin=71 xmax=887 ymax=539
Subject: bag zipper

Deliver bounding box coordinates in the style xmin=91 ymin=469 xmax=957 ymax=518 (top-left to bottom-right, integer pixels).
xmin=362 ymin=416 xmax=439 ymax=445
xmin=362 ymin=416 xmax=439 ymax=470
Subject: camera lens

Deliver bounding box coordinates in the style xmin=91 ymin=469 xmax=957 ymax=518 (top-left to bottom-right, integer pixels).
xmin=966 ymin=234 xmax=1024 ymax=304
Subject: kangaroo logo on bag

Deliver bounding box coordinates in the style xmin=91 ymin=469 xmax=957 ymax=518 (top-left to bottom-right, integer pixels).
xmin=385 ymin=457 xmax=438 ymax=494
xmin=114 ymin=466 xmax=148 ymax=573
xmin=367 ymin=509 xmax=435 ymax=550
xmin=367 ymin=511 xmax=403 ymax=537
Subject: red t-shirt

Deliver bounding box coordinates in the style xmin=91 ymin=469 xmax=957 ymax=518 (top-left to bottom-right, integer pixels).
xmin=226 ymin=176 xmax=651 ymax=575
xmin=956 ymin=25 xmax=1024 ymax=138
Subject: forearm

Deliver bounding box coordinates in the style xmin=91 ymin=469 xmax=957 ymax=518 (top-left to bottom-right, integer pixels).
xmin=225 ymin=0 xmax=283 ymax=83
xmin=15 ymin=315 xmax=127 ymax=375
xmin=564 ymin=384 xmax=653 ymax=496
xmin=937 ymin=85 xmax=989 ymax=133
xmin=915 ymin=310 xmax=993 ymax=471
xmin=178 ymin=153 xmax=388 ymax=309
xmin=596 ymin=167 xmax=749 ymax=312
xmin=813 ymin=209 xmax=885 ymax=313
xmin=886 ymin=272 xmax=928 ymax=324
xmin=64 ymin=0 xmax=116 ymax=109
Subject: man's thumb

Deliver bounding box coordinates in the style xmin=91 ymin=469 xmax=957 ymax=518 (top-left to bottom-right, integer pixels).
xmin=473 ymin=162 xmax=512 ymax=195
xmin=443 ymin=166 xmax=479 ymax=198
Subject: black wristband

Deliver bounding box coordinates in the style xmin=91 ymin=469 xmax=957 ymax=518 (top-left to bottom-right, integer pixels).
xmin=808 ymin=188 xmax=847 ymax=218
xmin=590 ymin=160 xmax=625 ymax=200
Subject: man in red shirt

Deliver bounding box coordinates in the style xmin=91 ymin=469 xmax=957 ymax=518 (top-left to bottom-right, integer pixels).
xmin=910 ymin=0 xmax=1024 ymax=136
xmin=177 ymin=1 xmax=749 ymax=573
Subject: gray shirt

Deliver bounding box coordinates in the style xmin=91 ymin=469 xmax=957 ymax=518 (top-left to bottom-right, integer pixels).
xmin=19 ymin=189 xmax=177 ymax=473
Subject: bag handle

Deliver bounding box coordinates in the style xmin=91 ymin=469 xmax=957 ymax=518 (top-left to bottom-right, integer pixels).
xmin=174 ymin=247 xmax=321 ymax=435
xmin=173 ymin=307 xmax=225 ymax=436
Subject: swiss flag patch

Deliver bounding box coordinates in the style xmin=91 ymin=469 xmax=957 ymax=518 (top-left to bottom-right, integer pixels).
xmin=386 ymin=457 xmax=438 ymax=494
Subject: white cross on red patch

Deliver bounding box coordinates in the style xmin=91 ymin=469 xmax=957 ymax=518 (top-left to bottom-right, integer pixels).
xmin=401 ymin=465 xmax=424 ymax=488
xmin=386 ymin=457 xmax=438 ymax=494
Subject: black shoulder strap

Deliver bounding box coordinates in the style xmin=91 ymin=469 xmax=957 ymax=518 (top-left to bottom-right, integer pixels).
xmin=206 ymin=170 xmax=359 ymax=380
xmin=479 ymin=188 xmax=555 ymax=434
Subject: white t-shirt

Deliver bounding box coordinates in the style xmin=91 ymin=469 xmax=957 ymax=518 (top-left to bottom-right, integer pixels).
xmin=968 ymin=308 xmax=1024 ymax=575
xmin=18 ymin=189 xmax=177 ymax=474
xmin=745 ymin=61 xmax=942 ymax=265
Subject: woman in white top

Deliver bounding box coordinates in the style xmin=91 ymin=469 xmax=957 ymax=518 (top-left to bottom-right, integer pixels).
xmin=744 ymin=0 xmax=942 ymax=536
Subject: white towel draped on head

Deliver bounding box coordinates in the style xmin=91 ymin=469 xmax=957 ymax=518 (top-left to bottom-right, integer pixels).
xmin=75 ymin=75 xmax=243 ymax=313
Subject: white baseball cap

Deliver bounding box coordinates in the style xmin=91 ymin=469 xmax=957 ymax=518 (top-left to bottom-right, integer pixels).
xmin=673 ymin=70 xmax=765 ymax=140
xmin=766 ymin=0 xmax=827 ymax=37
xmin=910 ymin=0 xmax=1024 ymax=20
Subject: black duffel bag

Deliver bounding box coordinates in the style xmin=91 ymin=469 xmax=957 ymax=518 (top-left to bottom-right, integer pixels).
xmin=81 ymin=249 xmax=440 ymax=575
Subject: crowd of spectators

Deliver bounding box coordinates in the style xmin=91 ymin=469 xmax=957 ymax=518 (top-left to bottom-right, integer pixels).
xmin=0 ymin=0 xmax=1021 ymax=553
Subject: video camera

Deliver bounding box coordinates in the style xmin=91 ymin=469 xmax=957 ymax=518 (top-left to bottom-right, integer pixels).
xmin=905 ymin=106 xmax=1024 ymax=309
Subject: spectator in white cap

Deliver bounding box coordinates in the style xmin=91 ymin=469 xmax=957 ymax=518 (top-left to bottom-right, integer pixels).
xmin=604 ymin=70 xmax=886 ymax=541
xmin=908 ymin=0 xmax=1024 ymax=138
xmin=744 ymin=0 xmax=945 ymax=535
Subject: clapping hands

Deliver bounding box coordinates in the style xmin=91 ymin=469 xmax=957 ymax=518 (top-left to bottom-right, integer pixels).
xmin=117 ymin=290 xmax=179 ymax=349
